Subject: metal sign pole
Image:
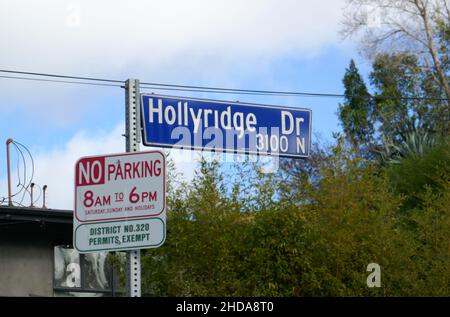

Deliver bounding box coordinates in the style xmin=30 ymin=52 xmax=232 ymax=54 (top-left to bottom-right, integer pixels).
xmin=125 ymin=78 xmax=142 ymax=297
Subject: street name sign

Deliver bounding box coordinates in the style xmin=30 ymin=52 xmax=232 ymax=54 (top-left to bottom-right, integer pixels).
xmin=141 ymin=95 xmax=312 ymax=158
xmin=73 ymin=151 xmax=166 ymax=253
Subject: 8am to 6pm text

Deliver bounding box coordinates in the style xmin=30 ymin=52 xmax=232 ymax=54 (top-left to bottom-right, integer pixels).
xmin=82 ymin=187 xmax=157 ymax=208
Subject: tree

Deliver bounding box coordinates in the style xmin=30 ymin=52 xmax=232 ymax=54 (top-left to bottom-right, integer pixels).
xmin=137 ymin=141 xmax=450 ymax=296
xmin=371 ymin=54 xmax=421 ymax=142
xmin=386 ymin=138 xmax=449 ymax=208
xmin=371 ymin=53 xmax=449 ymax=140
xmin=341 ymin=0 xmax=450 ymax=111
xmin=336 ymin=56 xmax=447 ymax=161
xmin=369 ymin=53 xmax=448 ymax=162
xmin=338 ymin=59 xmax=375 ymax=152
xmin=279 ymin=138 xmax=333 ymax=204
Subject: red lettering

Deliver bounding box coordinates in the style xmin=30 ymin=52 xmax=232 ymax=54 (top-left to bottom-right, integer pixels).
xmin=107 ymin=164 xmax=116 ymax=181
xmin=115 ymin=164 xmax=123 ymax=180
xmin=133 ymin=162 xmax=140 ymax=177
xmin=124 ymin=162 xmax=132 ymax=179
xmin=149 ymin=191 xmax=157 ymax=201
xmin=76 ymin=157 xmax=105 ymax=186
xmin=154 ymin=160 xmax=161 ymax=177
xmin=144 ymin=160 xmax=153 ymax=177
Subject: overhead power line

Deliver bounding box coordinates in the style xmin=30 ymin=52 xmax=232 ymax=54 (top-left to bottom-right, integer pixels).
xmin=139 ymin=82 xmax=345 ymax=98
xmin=0 ymin=69 xmax=345 ymax=97
xmin=0 ymin=69 xmax=123 ymax=83
xmin=0 ymin=75 xmax=122 ymax=87
xmin=0 ymin=75 xmax=338 ymax=96
xmin=0 ymin=69 xmax=448 ymax=101
xmin=139 ymin=85 xmax=343 ymax=98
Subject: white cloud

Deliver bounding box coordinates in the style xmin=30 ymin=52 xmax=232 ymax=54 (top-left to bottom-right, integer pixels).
xmin=0 ymin=1 xmax=349 ymax=209
xmin=0 ymin=120 xmax=281 ymax=210
xmin=0 ymin=123 xmax=122 ymax=209
xmin=0 ymin=0 xmax=351 ymax=137
xmin=0 ymin=122 xmax=199 ymax=210
xmin=0 ymin=1 xmax=347 ymax=115
xmin=1 ymin=0 xmax=345 ymax=70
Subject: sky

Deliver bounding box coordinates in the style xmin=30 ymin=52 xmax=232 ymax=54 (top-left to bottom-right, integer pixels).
xmin=0 ymin=0 xmax=373 ymax=209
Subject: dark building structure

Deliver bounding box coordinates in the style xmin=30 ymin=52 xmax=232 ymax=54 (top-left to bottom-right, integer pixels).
xmin=0 ymin=206 xmax=119 ymax=296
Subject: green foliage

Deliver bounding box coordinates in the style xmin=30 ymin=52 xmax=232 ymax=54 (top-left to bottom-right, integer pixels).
xmin=139 ymin=139 xmax=450 ymax=296
xmin=379 ymin=119 xmax=439 ymax=164
xmin=337 ymin=55 xmax=448 ymax=163
xmin=293 ymin=143 xmax=408 ymax=296
xmin=338 ymin=60 xmax=374 ymax=150
xmin=370 ymin=53 xmax=447 ymax=141
xmin=407 ymin=182 xmax=450 ymax=296
xmin=387 ymin=139 xmax=450 ymax=209
xmin=435 ymin=16 xmax=450 ymax=79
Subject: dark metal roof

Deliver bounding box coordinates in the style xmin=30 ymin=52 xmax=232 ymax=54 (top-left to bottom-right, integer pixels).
xmin=0 ymin=205 xmax=72 ymax=224
xmin=0 ymin=206 xmax=73 ymax=245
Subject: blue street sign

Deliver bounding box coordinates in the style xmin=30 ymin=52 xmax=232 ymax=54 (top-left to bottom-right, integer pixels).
xmin=140 ymin=95 xmax=311 ymax=158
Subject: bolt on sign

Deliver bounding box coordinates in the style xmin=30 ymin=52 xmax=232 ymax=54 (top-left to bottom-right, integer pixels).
xmin=73 ymin=151 xmax=166 ymax=253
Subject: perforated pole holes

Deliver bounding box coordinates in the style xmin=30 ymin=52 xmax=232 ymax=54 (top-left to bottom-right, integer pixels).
xmin=125 ymin=79 xmax=142 ymax=297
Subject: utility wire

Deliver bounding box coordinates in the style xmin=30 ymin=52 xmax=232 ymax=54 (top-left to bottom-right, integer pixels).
xmin=140 ymin=86 xmax=448 ymax=101
xmin=0 ymin=140 xmax=37 ymax=207
xmin=0 ymin=69 xmax=448 ymax=101
xmin=139 ymin=85 xmax=343 ymax=98
xmin=13 ymin=141 xmax=35 ymax=205
xmin=0 ymin=69 xmax=345 ymax=97
xmin=0 ymin=75 xmax=122 ymax=87
xmin=11 ymin=142 xmax=27 ymax=199
xmin=0 ymin=69 xmax=123 ymax=83
xmin=32 ymin=183 xmax=43 ymax=206
xmin=140 ymin=82 xmax=345 ymax=98
xmin=1 ymin=74 xmax=341 ymax=96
